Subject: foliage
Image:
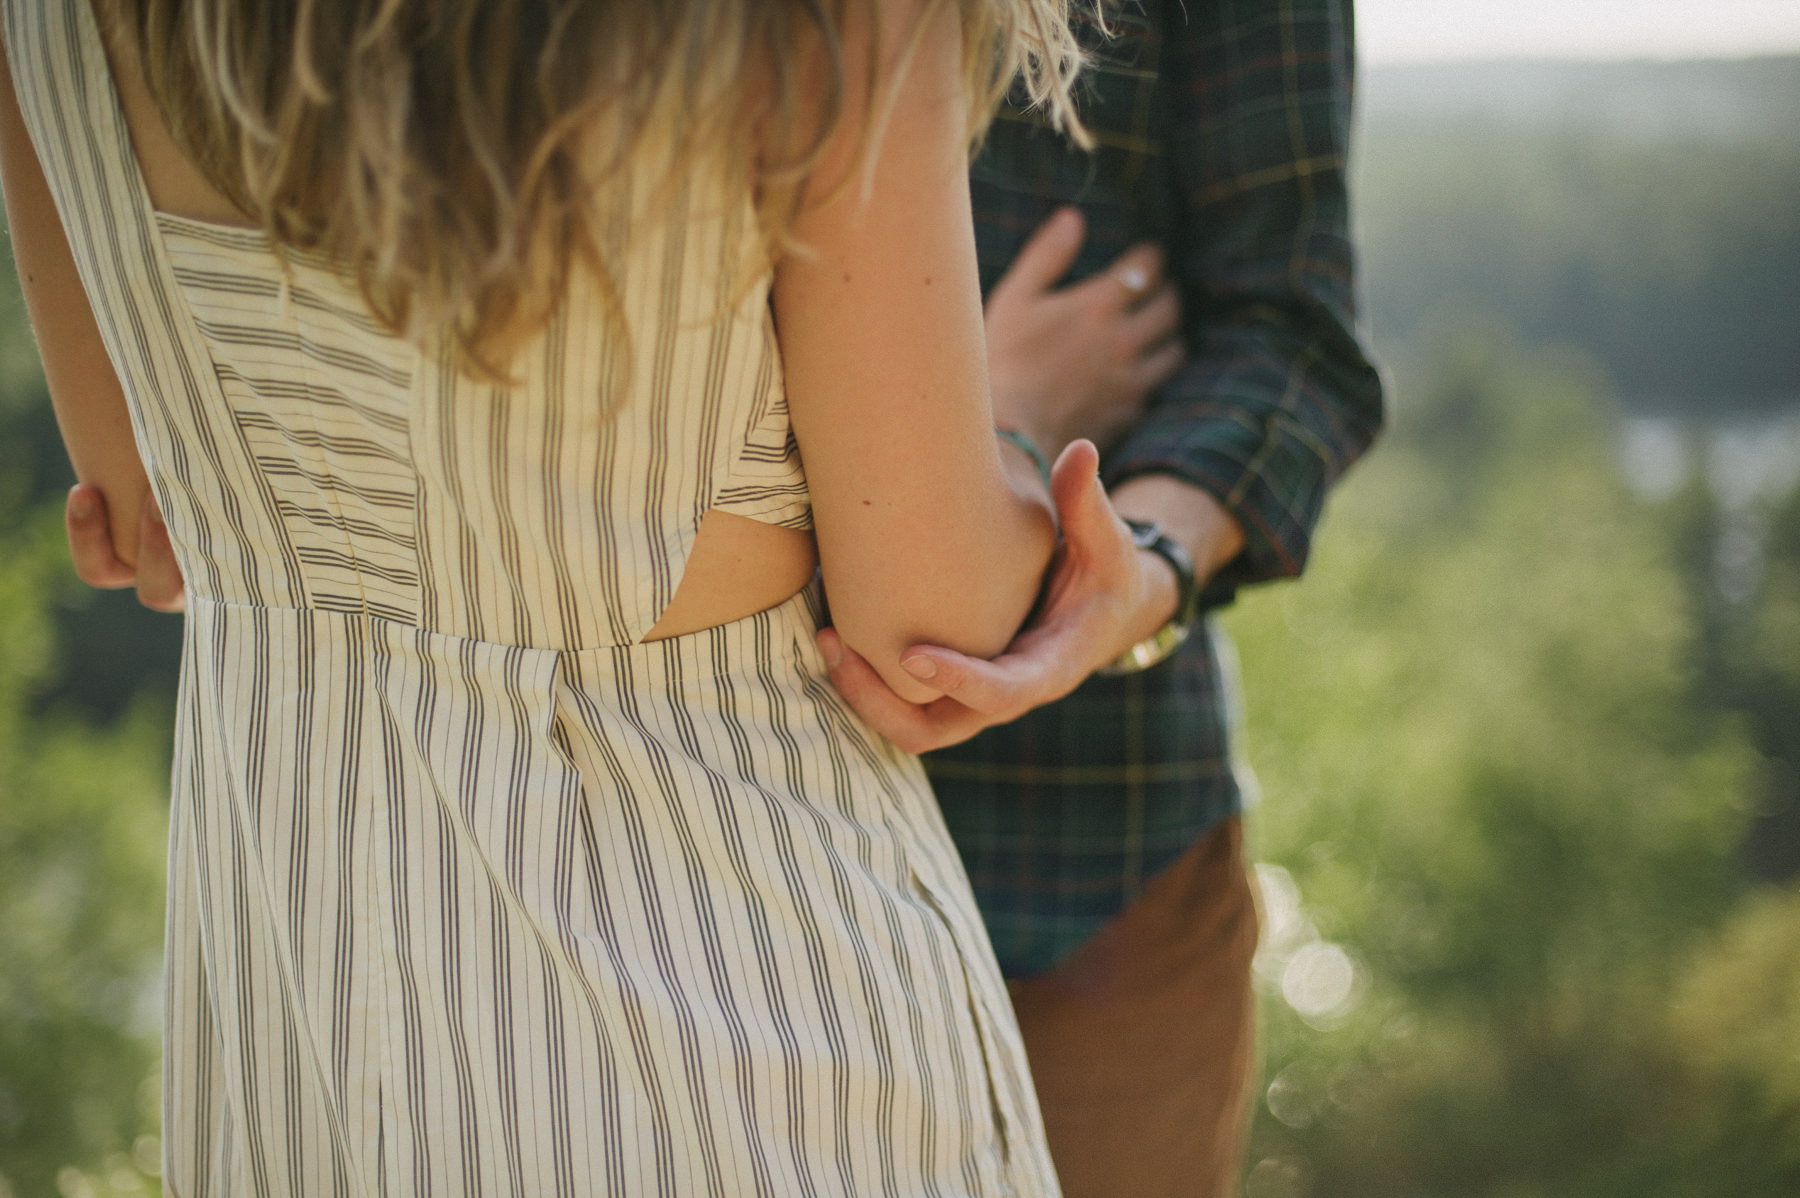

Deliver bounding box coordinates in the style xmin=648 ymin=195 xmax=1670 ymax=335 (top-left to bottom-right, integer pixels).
xmin=1671 ymin=473 xmax=1800 ymax=881
xmin=0 ymin=235 xmax=166 ymax=1195
xmin=1667 ymin=884 xmax=1800 ymax=1183
xmin=1223 ymin=336 xmax=1796 ymax=1196
xmin=0 ymin=504 xmax=166 ymax=1197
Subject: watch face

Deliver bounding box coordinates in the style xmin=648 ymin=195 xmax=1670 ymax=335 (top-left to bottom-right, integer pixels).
xmin=1097 ymin=618 xmax=1192 ymax=675
xmin=1099 ymin=518 xmax=1199 ymax=675
xmin=1121 ymin=519 xmax=1200 ymax=628
xmin=1123 ymin=518 xmax=1160 ymax=550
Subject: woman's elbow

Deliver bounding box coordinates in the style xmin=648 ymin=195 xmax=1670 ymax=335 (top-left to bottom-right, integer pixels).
xmin=826 ymin=519 xmax=1054 ymax=704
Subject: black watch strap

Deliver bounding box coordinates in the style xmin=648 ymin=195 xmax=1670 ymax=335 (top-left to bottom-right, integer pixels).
xmin=1129 ymin=519 xmax=1199 ymax=627
xmin=1097 ymin=519 xmax=1200 ymax=675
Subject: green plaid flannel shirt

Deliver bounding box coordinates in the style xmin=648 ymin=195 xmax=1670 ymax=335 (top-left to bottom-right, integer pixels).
xmin=925 ymin=0 xmax=1385 ymax=978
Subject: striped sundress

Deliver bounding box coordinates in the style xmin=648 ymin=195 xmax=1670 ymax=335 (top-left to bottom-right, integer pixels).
xmin=3 ymin=1 xmax=1059 ymax=1192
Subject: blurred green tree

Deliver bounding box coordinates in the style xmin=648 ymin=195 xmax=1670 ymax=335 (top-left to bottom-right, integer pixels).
xmin=0 ymin=236 xmax=167 ymax=1195
xmin=1224 ymin=334 xmax=1790 ymax=1196
xmin=1668 ymin=884 xmax=1800 ymax=1184
xmin=0 ymin=502 xmax=166 ymax=1196
xmin=1669 ymin=470 xmax=1800 ymax=881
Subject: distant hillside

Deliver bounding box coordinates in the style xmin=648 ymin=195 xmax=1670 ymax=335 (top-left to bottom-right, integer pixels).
xmin=1351 ymin=57 xmax=1800 ymax=414
xmin=1360 ymin=56 xmax=1800 ymax=143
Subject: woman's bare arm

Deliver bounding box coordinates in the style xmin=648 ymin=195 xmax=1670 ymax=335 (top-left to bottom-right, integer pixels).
xmin=774 ymin=0 xmax=1055 ymax=704
xmin=0 ymin=37 xmax=157 ymax=576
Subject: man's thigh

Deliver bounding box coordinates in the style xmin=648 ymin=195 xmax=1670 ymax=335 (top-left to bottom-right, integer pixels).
xmin=1008 ymin=816 xmax=1259 ymax=1198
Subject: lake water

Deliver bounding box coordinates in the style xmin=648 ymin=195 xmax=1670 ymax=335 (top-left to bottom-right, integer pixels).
xmin=1619 ymin=407 xmax=1800 ymax=602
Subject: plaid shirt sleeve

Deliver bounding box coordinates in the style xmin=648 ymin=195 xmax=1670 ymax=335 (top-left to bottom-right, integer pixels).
xmin=1102 ymin=0 xmax=1385 ymax=600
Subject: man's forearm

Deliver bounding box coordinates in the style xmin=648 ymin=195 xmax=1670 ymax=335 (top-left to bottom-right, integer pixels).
xmin=1107 ymin=0 xmax=1380 ymax=592
xmin=1107 ymin=473 xmax=1247 ymax=641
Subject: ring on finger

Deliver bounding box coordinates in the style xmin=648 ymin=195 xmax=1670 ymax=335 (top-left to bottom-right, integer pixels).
xmin=1113 ymin=265 xmax=1151 ymax=300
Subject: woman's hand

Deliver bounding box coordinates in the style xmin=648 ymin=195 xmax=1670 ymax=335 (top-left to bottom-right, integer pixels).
xmin=985 ymin=207 xmax=1184 ymax=459
xmin=816 ymin=439 xmax=1177 ymax=754
xmin=65 ymin=482 xmax=185 ymax=612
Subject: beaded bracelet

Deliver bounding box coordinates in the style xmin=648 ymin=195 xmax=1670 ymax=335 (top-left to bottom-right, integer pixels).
xmin=994 ymin=426 xmax=1053 ymax=494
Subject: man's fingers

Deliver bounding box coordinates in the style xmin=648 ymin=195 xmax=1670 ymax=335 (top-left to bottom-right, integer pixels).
xmin=135 ymin=499 xmax=186 ymax=613
xmin=1093 ymin=243 xmax=1165 ymax=310
xmin=65 ymin=484 xmax=135 ymax=589
xmin=820 ymin=630 xmax=1012 ymax=753
xmin=1131 ymin=337 xmax=1186 ymax=393
xmin=1120 ymin=284 xmax=1181 ymax=354
xmin=819 ymin=629 xmax=936 ymax=743
xmin=1051 ymin=439 xmax=1131 ymax=567
xmin=1050 ymin=436 xmax=1100 ymax=496
xmin=897 ymin=646 xmax=1034 ymax=717
xmin=993 ymin=207 xmax=1086 ymax=298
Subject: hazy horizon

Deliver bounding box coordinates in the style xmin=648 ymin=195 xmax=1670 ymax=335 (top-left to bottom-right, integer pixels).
xmin=1364 ymin=49 xmax=1800 ymax=70
xmin=1358 ymin=0 xmax=1800 ymax=66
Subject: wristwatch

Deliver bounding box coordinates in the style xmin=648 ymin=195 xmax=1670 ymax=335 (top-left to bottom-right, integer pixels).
xmin=1097 ymin=519 xmax=1200 ymax=675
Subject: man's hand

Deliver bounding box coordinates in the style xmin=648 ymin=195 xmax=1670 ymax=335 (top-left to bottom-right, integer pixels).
xmin=817 ymin=440 xmax=1175 ymax=754
xmin=985 ymin=207 xmax=1184 ymax=458
xmin=65 ymin=482 xmax=185 ymax=612
xmin=986 ymin=207 xmax=1180 ymax=455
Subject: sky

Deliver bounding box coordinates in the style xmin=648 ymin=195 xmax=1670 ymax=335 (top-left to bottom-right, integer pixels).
xmin=1357 ymin=0 xmax=1800 ymax=65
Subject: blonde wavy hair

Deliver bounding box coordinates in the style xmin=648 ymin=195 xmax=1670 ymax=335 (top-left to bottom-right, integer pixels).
xmin=105 ymin=0 xmax=1088 ymax=380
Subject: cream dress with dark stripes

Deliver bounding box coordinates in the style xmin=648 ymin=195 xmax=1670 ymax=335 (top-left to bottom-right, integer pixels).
xmin=5 ymin=2 xmax=1059 ymax=1193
